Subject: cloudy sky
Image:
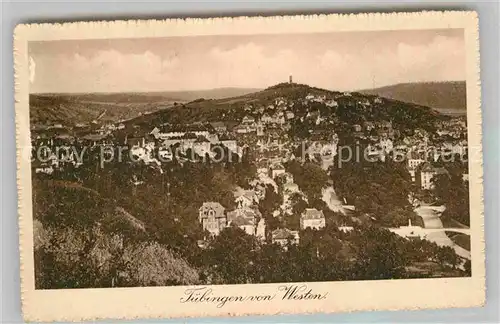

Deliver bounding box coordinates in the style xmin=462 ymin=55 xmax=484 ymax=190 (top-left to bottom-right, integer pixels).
xmin=29 ymin=29 xmax=465 ymax=93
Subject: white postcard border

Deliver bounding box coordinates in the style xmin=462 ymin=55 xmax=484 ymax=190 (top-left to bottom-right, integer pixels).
xmin=14 ymin=11 xmax=484 ymax=322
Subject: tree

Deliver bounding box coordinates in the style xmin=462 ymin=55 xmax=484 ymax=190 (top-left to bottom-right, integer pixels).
xmin=346 ymin=226 xmax=408 ymax=280
xmin=259 ymin=184 xmax=283 ymax=231
xmin=433 ymin=172 xmax=470 ymax=226
xmin=122 ymin=241 xmax=199 ymax=286
xmin=285 ymin=161 xmax=329 ymax=201
xmin=434 ymin=246 xmax=460 ymax=270
xmin=204 ymin=227 xmax=259 ymax=284
xmin=285 ymin=192 xmax=307 ymax=230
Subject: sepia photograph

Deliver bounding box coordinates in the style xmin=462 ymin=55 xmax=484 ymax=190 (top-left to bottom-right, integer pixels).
xmin=15 ymin=11 xmax=484 ymax=321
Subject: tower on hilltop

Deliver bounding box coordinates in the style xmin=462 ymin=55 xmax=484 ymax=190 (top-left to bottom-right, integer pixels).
xmin=289 ymin=75 xmax=293 ymax=84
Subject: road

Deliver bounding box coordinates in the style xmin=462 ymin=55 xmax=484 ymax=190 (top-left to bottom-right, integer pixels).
xmin=321 ymin=187 xmax=471 ymax=260
xmin=414 ymin=205 xmax=471 ymax=260
xmin=322 ymin=186 xmax=346 ymax=214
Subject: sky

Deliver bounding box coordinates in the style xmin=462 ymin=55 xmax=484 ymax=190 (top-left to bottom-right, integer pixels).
xmin=29 ymin=29 xmax=465 ymax=93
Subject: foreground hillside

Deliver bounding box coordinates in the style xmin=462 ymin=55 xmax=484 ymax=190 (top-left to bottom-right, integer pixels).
xmin=32 ymin=178 xmax=199 ymax=289
xmin=359 ymin=81 xmax=466 ymax=113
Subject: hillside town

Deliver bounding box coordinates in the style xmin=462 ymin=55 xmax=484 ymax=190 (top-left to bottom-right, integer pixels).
xmin=30 ymin=81 xmax=471 ymax=287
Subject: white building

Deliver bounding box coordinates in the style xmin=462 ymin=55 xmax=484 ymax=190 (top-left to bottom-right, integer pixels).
xmin=235 ymin=190 xmax=258 ymax=209
xmin=338 ymin=226 xmax=354 ymax=233
xmin=388 ymin=219 xmax=426 ymax=239
xmin=420 ymin=163 xmax=448 ymax=190
xmin=269 ymin=163 xmax=286 ymax=179
xmin=300 ymin=208 xmax=326 ymax=230
xmin=227 ymin=207 xmax=260 ymax=236
xmin=380 ymin=138 xmax=394 ymax=154
xmin=256 ymin=218 xmax=266 ymax=241
xmin=325 ymin=99 xmax=338 ymax=108
xmin=272 ymin=228 xmax=300 ymax=247
xmin=408 ymin=158 xmax=425 ymax=169
xmin=282 ymin=182 xmax=300 ymax=204
xmin=199 ymin=202 xmax=227 ymax=236
xmin=150 ymin=127 xmax=210 ymax=140
xmin=242 ymin=115 xmax=256 ymax=124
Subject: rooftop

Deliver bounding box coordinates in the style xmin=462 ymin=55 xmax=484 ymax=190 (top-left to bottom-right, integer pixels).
xmin=229 ymin=215 xmax=254 ymax=226
xmin=199 ymin=202 xmax=225 ymax=215
xmin=272 ymin=228 xmax=298 ymax=240
xmin=301 ymin=208 xmax=325 ymax=220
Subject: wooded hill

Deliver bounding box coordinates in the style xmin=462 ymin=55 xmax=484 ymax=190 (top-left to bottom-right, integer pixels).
xmin=126 ymin=82 xmax=445 ymax=138
xmin=29 ymin=88 xmax=260 ymax=125
xmin=359 ymin=81 xmax=466 ymax=113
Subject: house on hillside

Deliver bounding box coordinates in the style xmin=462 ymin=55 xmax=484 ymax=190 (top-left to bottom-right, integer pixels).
xmin=285 ymin=111 xmax=295 ymax=120
xmin=378 ymin=120 xmax=393 ymax=129
xmin=325 ymin=99 xmax=338 ymax=108
xmin=338 ymin=225 xmax=354 ymax=233
xmin=242 ymin=115 xmax=256 ymax=124
xmin=420 ymin=163 xmax=449 ymax=190
xmin=151 ymin=125 xmax=211 ymax=140
xmin=227 ymin=207 xmax=261 ymax=236
xmin=227 ymin=215 xmax=255 ymax=235
xmin=269 ymin=163 xmax=286 ymax=179
xmin=300 ymin=208 xmax=326 ymax=230
xmin=282 ymin=182 xmax=300 ymax=206
xmin=407 ymin=152 xmax=425 ymax=169
xmin=407 ymin=152 xmax=425 ymax=182
xmin=261 ymin=113 xmax=273 ymax=124
xmin=199 ymin=202 xmax=227 ymax=236
xmin=235 ymin=190 xmax=259 ymax=209
xmin=272 ymin=228 xmax=300 ymax=247
xmin=233 ymin=124 xmax=256 ymax=134
xmin=150 ymin=127 xmax=161 ymax=138
xmin=380 ymin=138 xmax=394 ymax=154
xmin=256 ymin=122 xmax=265 ymax=136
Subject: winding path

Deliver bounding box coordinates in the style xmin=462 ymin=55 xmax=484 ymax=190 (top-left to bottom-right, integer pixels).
xmin=320 ymin=185 xmax=471 ymax=261
xmin=414 ymin=205 xmax=471 ymax=260
xmin=322 ymin=186 xmax=347 ymax=214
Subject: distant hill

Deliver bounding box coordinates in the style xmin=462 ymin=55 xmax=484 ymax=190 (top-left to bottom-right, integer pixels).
xmin=127 ymin=82 xmax=444 ymax=136
xmin=29 ymin=88 xmax=260 ymax=125
xmin=156 ymin=87 xmax=262 ymax=101
xmin=29 ymin=93 xmax=179 ymax=125
xmin=359 ymin=81 xmax=466 ymax=113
